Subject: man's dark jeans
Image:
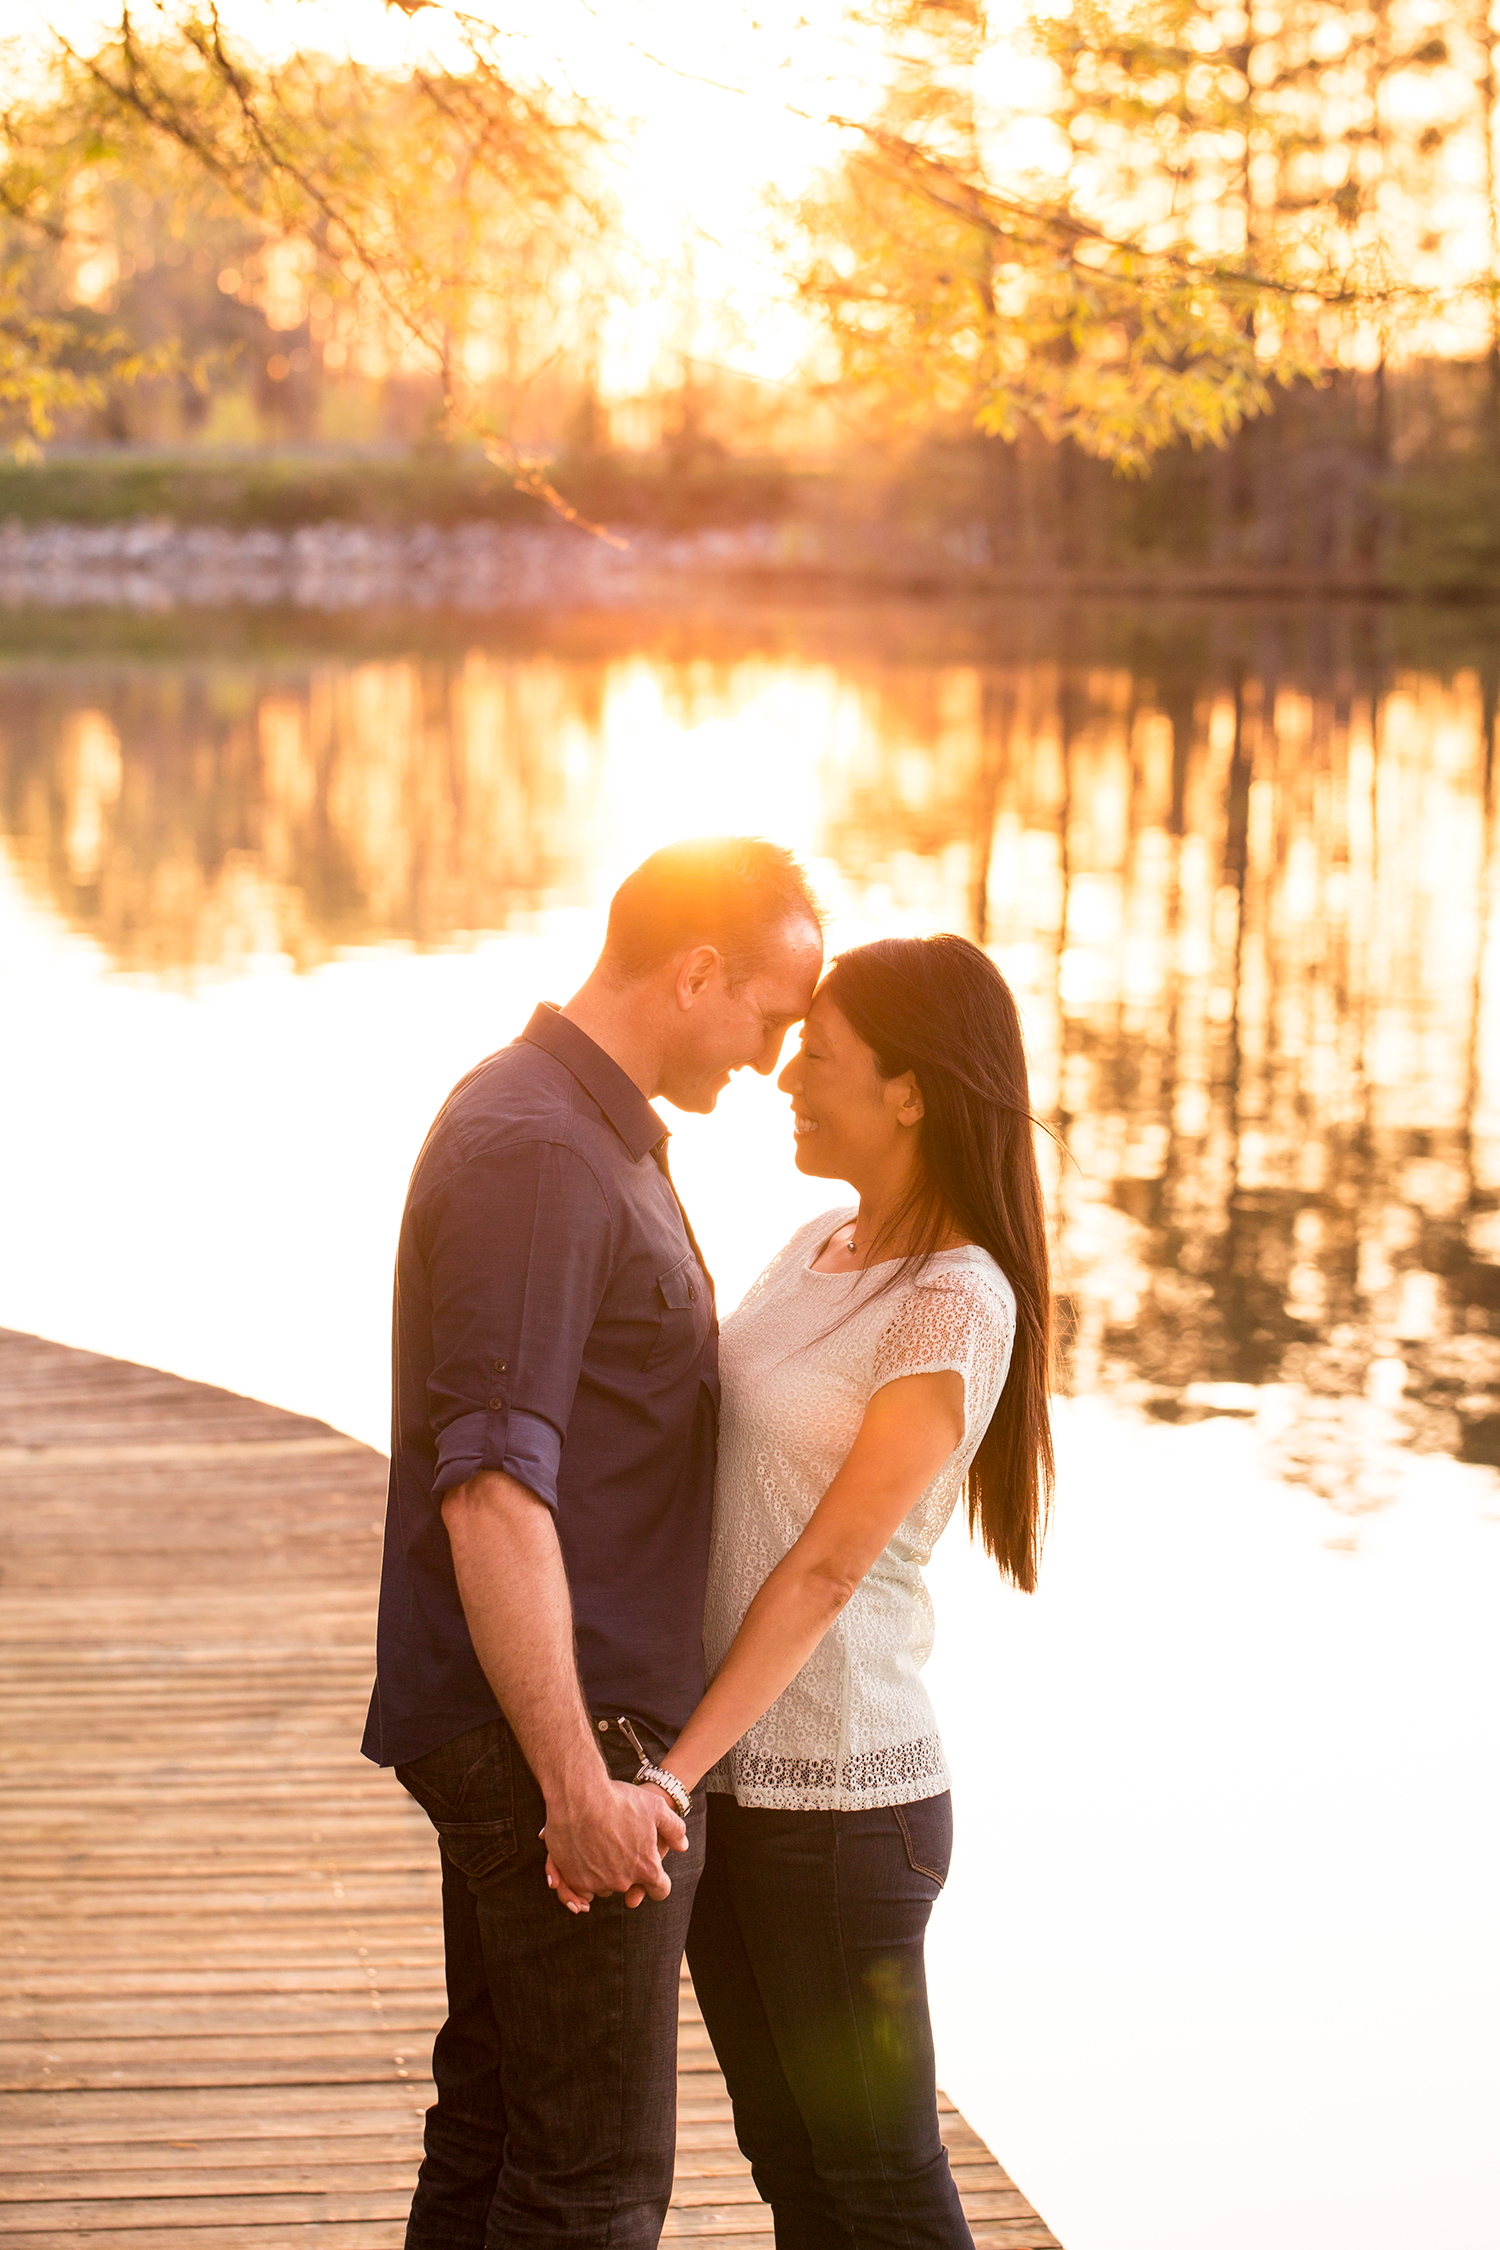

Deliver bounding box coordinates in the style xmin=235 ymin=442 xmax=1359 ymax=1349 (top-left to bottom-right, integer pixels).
xmin=686 ymin=1789 xmax=973 ymax=2250
xmin=397 ymin=1713 xmax=704 ymax=2249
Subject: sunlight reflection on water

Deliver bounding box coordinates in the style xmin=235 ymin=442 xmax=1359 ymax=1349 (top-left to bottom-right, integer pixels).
xmin=2 ymin=611 xmax=1498 ymax=2249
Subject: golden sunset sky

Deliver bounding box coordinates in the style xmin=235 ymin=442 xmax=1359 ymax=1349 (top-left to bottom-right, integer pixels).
xmin=9 ymin=0 xmax=1499 ymax=384
xmin=12 ymin=0 xmax=897 ymax=391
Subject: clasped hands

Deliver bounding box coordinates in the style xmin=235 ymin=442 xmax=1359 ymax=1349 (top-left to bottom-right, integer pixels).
xmin=542 ymin=1777 xmax=686 ymax=1914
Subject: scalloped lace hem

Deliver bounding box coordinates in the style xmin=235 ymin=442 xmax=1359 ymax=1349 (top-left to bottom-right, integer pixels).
xmin=706 ymin=1732 xmax=950 ymax=1811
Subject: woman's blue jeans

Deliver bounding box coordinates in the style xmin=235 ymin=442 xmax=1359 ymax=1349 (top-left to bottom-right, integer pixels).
xmin=686 ymin=1789 xmax=974 ymax=2249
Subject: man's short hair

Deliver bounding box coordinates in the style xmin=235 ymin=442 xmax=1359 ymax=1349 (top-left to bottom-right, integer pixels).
xmin=602 ymin=837 xmax=822 ymax=985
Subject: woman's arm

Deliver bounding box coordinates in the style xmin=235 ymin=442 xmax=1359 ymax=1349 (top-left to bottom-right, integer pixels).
xmin=544 ymin=1368 xmax=964 ymax=1910
xmin=667 ymin=1367 xmax=964 ymax=1791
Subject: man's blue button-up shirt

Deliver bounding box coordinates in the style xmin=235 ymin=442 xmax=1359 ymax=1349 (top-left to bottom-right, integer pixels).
xmin=362 ymin=1004 xmax=719 ymax=1769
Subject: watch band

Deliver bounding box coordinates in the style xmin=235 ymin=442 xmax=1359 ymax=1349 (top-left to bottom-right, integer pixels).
xmin=634 ymin=1761 xmax=692 ymax=1819
xmin=614 ymin=1716 xmax=692 ymax=1819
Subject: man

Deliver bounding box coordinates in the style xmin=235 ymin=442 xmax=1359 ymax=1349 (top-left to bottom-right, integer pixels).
xmin=362 ymin=836 xmax=824 ymax=2250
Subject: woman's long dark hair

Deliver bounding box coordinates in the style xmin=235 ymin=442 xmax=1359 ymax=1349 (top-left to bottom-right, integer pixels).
xmin=822 ymin=934 xmax=1054 ymax=1592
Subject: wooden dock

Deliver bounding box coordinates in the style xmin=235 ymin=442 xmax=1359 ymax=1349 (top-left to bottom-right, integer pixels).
xmin=0 ymin=1326 xmax=1061 ymax=2249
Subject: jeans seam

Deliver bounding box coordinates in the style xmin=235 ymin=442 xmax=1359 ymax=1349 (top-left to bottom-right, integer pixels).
xmin=604 ymin=1894 xmax=626 ymax=2250
xmin=892 ymin=1802 xmax=946 ymax=1886
xmin=830 ymin=1811 xmax=919 ymax=2250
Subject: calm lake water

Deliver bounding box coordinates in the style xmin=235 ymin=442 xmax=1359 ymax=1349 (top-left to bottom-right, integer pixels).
xmin=3 ymin=598 xmax=1497 ymax=2250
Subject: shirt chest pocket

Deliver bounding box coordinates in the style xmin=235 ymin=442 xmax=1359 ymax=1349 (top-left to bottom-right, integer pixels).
xmin=640 ymin=1252 xmax=706 ymax=1374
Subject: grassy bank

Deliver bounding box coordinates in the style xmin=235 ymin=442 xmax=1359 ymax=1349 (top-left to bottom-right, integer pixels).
xmin=0 ymin=446 xmax=791 ymax=533
xmin=4 ymin=436 xmax=1500 ymax=598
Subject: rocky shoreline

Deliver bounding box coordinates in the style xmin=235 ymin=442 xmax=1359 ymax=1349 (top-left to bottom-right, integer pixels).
xmin=0 ymin=517 xmax=794 ymax=612
xmin=0 ymin=514 xmax=1408 ymax=610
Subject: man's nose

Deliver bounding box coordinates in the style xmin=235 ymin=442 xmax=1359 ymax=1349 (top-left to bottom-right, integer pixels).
xmin=751 ymin=1027 xmax=790 ymax=1078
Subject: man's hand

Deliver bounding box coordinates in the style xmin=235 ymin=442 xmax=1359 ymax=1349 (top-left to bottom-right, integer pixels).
xmin=544 ymin=1780 xmax=687 ymax=1912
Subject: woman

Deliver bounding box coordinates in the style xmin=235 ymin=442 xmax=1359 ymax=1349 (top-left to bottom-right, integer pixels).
xmin=557 ymin=933 xmax=1054 ymax=2247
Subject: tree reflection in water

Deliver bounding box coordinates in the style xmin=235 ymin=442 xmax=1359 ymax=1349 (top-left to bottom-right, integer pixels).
xmin=0 ymin=651 xmax=608 ymax=974
xmin=4 ymin=603 xmax=1500 ymax=1508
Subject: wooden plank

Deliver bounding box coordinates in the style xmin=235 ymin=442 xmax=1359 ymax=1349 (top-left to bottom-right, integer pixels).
xmin=0 ymin=2167 xmax=418 ymax=2202
xmin=1 ymin=1972 xmax=446 ymax=2001
xmin=0 ymin=1438 xmax=367 ymax=1469
xmin=0 ymin=2088 xmax=431 ymax=2135
xmin=0 ymin=2196 xmax=414 ymax=2228
xmin=0 ymin=2066 xmax=427 ymax=2097
xmin=0 ymin=2230 xmax=413 ymax=2249
xmin=0 ymin=2141 xmax=424 ymax=2178
xmin=0 ymin=1329 xmax=1063 ymax=2250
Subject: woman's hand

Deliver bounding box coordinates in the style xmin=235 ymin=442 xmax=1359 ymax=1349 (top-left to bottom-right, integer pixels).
xmin=545 ymin=1844 xmax=593 ymax=1913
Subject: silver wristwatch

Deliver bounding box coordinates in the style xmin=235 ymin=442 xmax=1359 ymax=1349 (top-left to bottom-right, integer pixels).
xmin=634 ymin=1760 xmax=692 ymax=1818
xmin=617 ymin=1717 xmax=692 ymax=1818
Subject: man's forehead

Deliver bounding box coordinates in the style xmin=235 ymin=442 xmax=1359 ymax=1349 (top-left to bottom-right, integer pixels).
xmin=760 ymin=929 xmax=823 ymax=1012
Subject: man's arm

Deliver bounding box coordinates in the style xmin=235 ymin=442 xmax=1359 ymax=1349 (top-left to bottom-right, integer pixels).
xmin=441 ymin=1467 xmax=686 ymax=1904
xmin=422 ymin=1138 xmax=685 ymax=1906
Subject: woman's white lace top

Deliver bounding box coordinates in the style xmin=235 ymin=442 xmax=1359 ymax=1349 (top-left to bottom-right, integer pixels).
xmin=704 ymin=1207 xmax=1016 ymax=1811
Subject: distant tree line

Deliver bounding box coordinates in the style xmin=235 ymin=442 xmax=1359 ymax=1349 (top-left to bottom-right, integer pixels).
xmin=0 ymin=8 xmax=612 ymax=516
xmin=794 ymin=0 xmax=1500 ymax=469
xmin=2 ymin=0 xmax=1499 ymax=577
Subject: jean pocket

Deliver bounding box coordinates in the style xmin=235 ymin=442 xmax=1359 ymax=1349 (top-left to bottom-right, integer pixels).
xmin=892 ymin=1793 xmax=953 ymax=1887
xmin=397 ymin=1719 xmax=513 ymax=1827
xmin=398 ymin=1722 xmax=518 ymax=1883
xmin=432 ymin=1817 xmax=518 ymax=1881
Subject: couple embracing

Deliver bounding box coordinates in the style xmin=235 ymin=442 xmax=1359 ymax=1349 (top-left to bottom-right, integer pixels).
xmin=362 ymin=836 xmax=1054 ymax=2250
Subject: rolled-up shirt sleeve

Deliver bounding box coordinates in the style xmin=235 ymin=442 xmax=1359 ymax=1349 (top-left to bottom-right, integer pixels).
xmin=421 ymin=1139 xmax=613 ymax=1509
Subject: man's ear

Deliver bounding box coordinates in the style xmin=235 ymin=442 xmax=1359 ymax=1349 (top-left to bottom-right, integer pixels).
xmin=674 ymin=945 xmax=722 ymax=1009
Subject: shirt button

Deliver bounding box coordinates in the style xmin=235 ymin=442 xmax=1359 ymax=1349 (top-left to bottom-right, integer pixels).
xmin=597 ymin=1719 xmax=610 ymax=1733
xmin=491 ymin=1358 xmax=506 ymax=1372
xmin=688 ymin=1283 xmax=696 ymax=1301
xmin=487 ymin=1395 xmax=502 ymax=1411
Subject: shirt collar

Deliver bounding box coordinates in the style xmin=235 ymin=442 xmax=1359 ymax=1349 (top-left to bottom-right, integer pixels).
xmin=520 ymin=1004 xmax=667 ymax=1164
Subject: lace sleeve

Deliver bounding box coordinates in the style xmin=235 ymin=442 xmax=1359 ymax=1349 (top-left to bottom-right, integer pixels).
xmin=871 ymin=1268 xmax=1016 ymax=1431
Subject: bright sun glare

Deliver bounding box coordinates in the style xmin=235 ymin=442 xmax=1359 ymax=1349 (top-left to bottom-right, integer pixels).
xmin=24 ymin=0 xmax=890 ymax=392
xmin=20 ymin=0 xmax=1497 ymax=383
